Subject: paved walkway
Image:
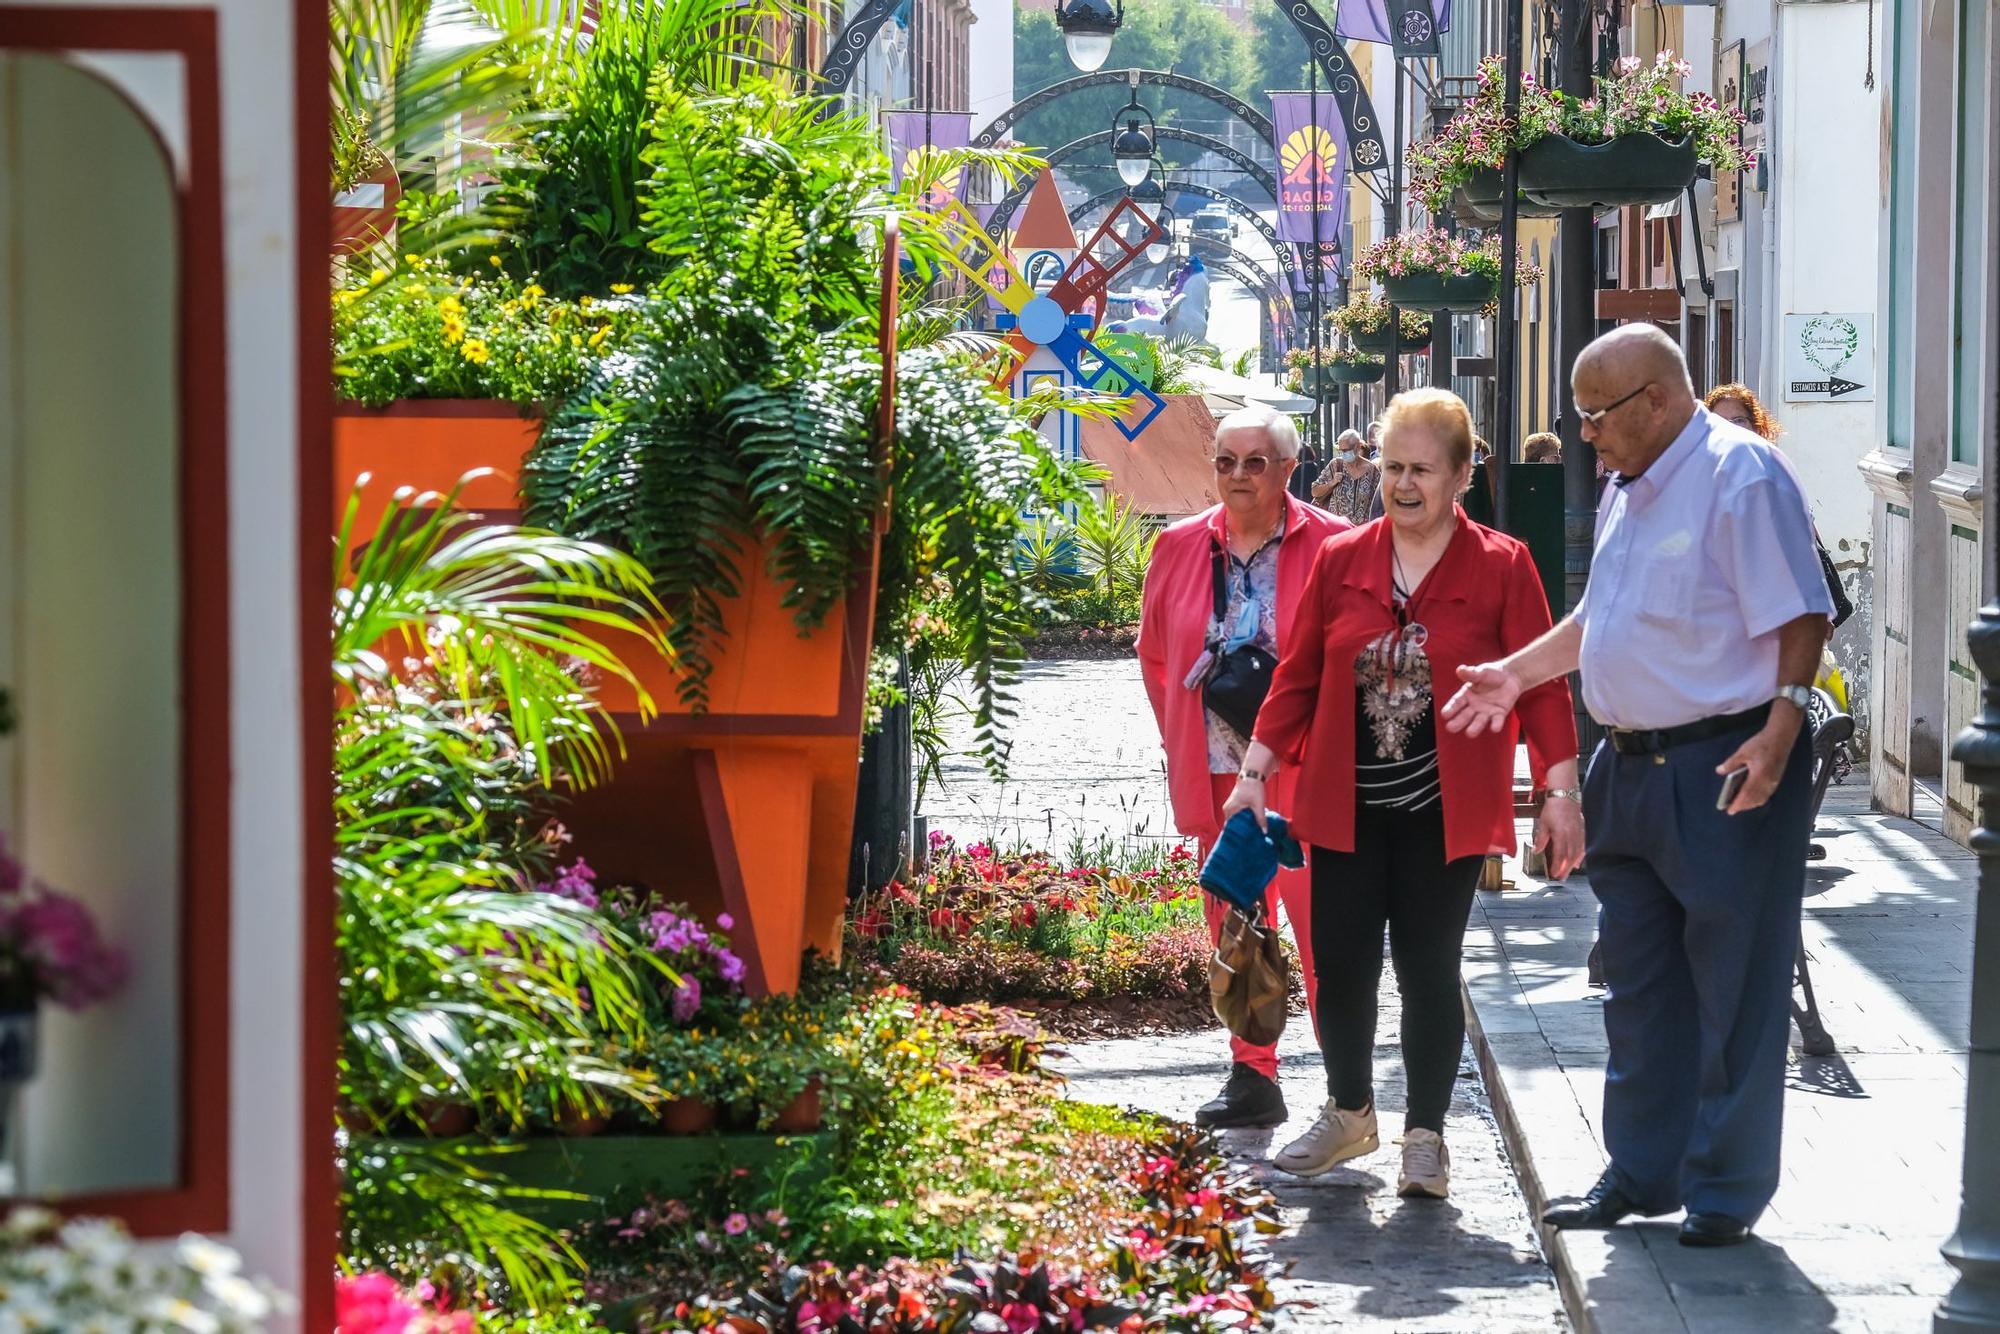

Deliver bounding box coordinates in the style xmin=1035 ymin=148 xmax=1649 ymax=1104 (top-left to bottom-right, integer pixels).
xmin=1060 ymin=985 xmax=1569 ymax=1332
xmin=1467 ymin=776 xmax=1970 ymax=1333
xmin=934 ymin=658 xmax=1977 ymax=1333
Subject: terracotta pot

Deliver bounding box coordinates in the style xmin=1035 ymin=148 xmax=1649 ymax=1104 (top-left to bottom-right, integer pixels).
xmin=554 ymin=1108 xmax=611 ymax=1138
xmin=417 ymin=1101 xmax=475 ymax=1138
xmin=771 ymin=1079 xmax=824 ymax=1134
xmin=660 ymin=1098 xmax=720 ymax=1136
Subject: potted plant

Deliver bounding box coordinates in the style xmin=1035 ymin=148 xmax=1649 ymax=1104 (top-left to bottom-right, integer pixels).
xmin=1517 ymin=52 xmax=1753 ymax=209
xmin=1408 ymin=56 xmax=1569 ymax=219
xmin=1285 ymin=346 xmax=1384 ymax=389
xmin=331 ymin=259 xmax=642 ymax=540
xmin=1353 ymin=229 xmax=1543 ymax=313
xmin=0 ymin=837 xmax=127 ymax=1093
xmin=1331 ymin=296 xmax=1434 ymax=355
xmin=1323 ymin=351 xmax=1387 ymax=386
xmin=1410 ymin=52 xmax=1755 ymax=216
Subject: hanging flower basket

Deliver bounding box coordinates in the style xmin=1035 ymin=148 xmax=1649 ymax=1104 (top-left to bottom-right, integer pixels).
xmin=1381 ymin=271 xmax=1497 ymax=313
xmin=1351 ymin=323 xmax=1434 ymax=356
xmin=1325 ymin=359 xmax=1386 ymax=385
xmin=1518 ymin=132 xmax=1698 ymax=210
xmin=1452 ymin=169 xmax=1564 ymax=225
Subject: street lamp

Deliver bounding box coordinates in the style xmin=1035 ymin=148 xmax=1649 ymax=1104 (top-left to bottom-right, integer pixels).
xmin=1110 ymin=97 xmax=1156 ymax=187
xmin=1053 ymin=0 xmax=1122 ymax=72
xmin=1128 ymin=166 xmax=1175 ymax=263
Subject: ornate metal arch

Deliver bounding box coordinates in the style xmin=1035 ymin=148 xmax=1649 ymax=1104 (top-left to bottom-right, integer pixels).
xmin=972 ymin=69 xmax=1273 ymax=149
xmin=820 ymin=4 xmax=1384 ymax=172
xmin=1066 ymin=182 xmax=1298 ymax=290
xmin=985 ymin=128 xmax=1276 ymax=241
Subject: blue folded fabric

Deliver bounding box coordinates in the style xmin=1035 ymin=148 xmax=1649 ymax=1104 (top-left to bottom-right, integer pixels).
xmin=1199 ymin=808 xmax=1305 ymax=915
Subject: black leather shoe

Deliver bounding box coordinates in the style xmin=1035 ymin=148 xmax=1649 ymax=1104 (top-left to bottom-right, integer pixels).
xmin=1679 ymin=1213 xmax=1751 ymax=1247
xmin=1542 ymin=1172 xmax=1665 ymax=1230
xmin=1193 ymin=1063 xmax=1287 ymax=1129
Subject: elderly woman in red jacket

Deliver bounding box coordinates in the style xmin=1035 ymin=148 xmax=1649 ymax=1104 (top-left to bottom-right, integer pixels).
xmin=1225 ymin=388 xmax=1584 ymax=1199
xmin=1137 ymin=404 xmax=1349 ymax=1130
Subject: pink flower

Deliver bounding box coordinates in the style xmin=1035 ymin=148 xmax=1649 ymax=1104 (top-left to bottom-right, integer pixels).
xmin=335 ymin=1272 xmax=419 ymax=1334
xmin=715 ymin=913 xmax=734 ymax=931
xmin=724 ymin=1211 xmax=751 ymax=1236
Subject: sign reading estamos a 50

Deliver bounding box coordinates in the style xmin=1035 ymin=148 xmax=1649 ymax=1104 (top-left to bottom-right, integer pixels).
xmin=1783 ymin=313 xmax=1874 ymax=403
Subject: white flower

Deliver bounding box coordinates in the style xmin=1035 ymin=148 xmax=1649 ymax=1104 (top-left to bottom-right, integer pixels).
xmin=202 ymin=1272 xmax=274 ymax=1320
xmin=176 ymin=1234 xmax=242 ymax=1279
xmin=56 ymin=1218 xmax=132 ymax=1268
xmin=1 ymin=1207 xmax=58 ymax=1240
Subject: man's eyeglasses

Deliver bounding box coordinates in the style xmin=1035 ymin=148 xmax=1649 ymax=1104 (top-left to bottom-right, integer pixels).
xmin=1214 ymin=454 xmax=1272 ymax=476
xmin=1576 ymin=381 xmax=1653 ymax=429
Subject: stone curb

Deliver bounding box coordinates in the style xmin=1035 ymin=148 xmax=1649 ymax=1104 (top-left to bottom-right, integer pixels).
xmin=1460 ymin=928 xmax=1691 ymax=1334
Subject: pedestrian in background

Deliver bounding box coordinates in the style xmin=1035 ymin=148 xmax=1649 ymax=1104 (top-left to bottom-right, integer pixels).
xmin=1445 ymin=325 xmax=1833 ymax=1247
xmin=1704 ymin=383 xmax=1782 ymax=441
xmin=1365 ymin=419 xmax=1384 ymax=458
xmin=1136 ymin=405 xmax=1349 ymax=1129
xmin=1226 ymin=388 xmax=1582 ymax=1200
xmin=1525 ymin=432 xmax=1562 ymax=464
xmin=1313 ymin=429 xmax=1380 ymax=526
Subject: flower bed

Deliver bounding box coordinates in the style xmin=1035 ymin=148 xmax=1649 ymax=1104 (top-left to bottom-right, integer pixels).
xmin=848 ymin=837 xmax=1209 ymax=1010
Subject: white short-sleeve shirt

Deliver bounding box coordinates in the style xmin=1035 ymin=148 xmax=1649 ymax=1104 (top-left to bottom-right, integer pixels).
xmin=1576 ymin=406 xmax=1834 ymax=731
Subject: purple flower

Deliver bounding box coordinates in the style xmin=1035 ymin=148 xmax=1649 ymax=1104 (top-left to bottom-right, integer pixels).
xmin=715 ymin=913 xmax=734 ymax=931
xmin=716 ymin=950 xmax=747 ymax=986
xmin=671 ymin=978 xmax=702 ymax=1022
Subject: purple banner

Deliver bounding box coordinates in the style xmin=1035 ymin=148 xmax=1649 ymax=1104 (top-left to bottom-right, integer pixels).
xmin=1334 ymin=0 xmax=1452 ymax=46
xmin=1291 ymin=242 xmax=1344 ymax=293
xmin=885 ymin=110 xmax=973 ymax=209
xmin=1270 ymin=94 xmax=1348 ymax=245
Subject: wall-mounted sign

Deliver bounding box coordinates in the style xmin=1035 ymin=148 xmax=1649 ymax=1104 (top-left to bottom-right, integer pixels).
xmin=1743 ymin=41 xmax=1771 ymax=193
xmin=1783 ymin=313 xmax=1874 ymax=401
xmin=1715 ymin=41 xmax=1744 ymax=223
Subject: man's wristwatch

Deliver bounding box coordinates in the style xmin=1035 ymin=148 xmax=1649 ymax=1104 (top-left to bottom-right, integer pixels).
xmin=1541 ymin=786 xmax=1583 ymax=806
xmin=1774 ymin=684 xmax=1813 ymax=712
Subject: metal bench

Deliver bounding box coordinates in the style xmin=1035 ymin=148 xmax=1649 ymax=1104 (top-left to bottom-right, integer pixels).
xmin=1578 ymin=688 xmax=1852 ymax=1057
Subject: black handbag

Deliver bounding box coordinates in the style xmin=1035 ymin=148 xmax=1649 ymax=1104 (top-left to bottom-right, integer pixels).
xmin=1201 ymin=539 xmax=1277 ymax=737
xmin=1817 ymin=540 xmax=1854 ymax=630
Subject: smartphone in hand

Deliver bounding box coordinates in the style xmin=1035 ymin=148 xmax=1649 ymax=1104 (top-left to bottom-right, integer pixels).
xmin=1716 ymin=766 xmax=1750 ymax=812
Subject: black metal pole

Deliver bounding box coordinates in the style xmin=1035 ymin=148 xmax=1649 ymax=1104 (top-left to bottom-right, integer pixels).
xmin=1310 ymin=63 xmax=1328 ymax=457
xmin=1336 ymin=267 xmax=1353 ymax=434
xmin=1556 ymin=0 xmax=1599 ymax=756
xmin=1938 ymin=275 xmax=2000 ymax=1331
xmin=1385 ymin=56 xmax=1403 ymax=402
xmin=1489 ymin=0 xmax=1525 ymax=529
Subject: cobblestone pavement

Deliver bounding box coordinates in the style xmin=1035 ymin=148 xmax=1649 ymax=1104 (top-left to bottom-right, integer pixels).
xmin=933 ymin=657 xmax=1569 ymax=1332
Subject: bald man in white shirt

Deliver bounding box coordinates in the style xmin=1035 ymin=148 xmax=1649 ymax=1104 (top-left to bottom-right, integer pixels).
xmin=1442 ymin=325 xmax=1833 ymax=1249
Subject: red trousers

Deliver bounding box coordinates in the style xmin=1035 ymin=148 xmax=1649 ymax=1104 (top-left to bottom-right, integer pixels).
xmin=1199 ymin=773 xmax=1319 ymax=1079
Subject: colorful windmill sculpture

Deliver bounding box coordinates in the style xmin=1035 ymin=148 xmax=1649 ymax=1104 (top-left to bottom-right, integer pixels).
xmin=923 ymin=195 xmax=1170 ymax=440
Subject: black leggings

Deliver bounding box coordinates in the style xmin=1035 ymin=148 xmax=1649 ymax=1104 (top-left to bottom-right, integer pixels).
xmin=1310 ymin=802 xmax=1484 ymax=1133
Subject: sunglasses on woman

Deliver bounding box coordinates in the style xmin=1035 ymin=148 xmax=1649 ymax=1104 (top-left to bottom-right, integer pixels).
xmin=1214 ymin=453 xmax=1272 ymax=476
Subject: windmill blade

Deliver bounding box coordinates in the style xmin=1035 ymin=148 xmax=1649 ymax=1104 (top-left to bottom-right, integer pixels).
xmin=986 ymin=328 xmax=1036 ymax=387
xmin=1046 ymin=198 xmax=1164 ymax=314
xmin=1054 ymin=328 xmax=1168 ymax=441
xmin=918 ymin=199 xmax=1037 ymax=314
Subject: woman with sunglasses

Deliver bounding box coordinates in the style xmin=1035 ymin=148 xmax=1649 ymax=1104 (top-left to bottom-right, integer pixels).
xmin=1136 ymin=405 xmax=1350 ymax=1132
xmin=1224 ymin=388 xmax=1584 ymax=1199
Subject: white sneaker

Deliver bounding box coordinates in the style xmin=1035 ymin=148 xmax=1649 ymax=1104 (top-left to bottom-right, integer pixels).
xmin=1398 ymin=1128 xmax=1450 ymax=1198
xmin=1273 ymin=1099 xmax=1379 ymax=1177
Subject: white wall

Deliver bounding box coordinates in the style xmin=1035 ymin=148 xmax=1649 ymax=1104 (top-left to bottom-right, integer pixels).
xmin=1770 ymin=0 xmax=1883 ymax=669
xmin=2 ymin=2 xmax=311 ymax=1324
xmin=967 ymin=0 xmax=1013 ymax=129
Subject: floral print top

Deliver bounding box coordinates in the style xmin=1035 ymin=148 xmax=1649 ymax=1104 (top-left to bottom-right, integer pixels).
xmin=1205 ymin=535 xmax=1283 ymax=773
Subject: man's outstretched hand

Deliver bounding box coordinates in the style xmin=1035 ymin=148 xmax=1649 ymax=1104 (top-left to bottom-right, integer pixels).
xmin=1442 ymin=662 xmax=1523 ymax=738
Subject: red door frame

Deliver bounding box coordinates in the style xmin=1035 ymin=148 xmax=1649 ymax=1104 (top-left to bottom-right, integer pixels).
xmin=0 ymin=6 xmax=335 ymax=1329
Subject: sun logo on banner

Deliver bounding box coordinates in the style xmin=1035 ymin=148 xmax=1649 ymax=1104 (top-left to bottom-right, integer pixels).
xmin=1280 ymin=125 xmax=1338 ymax=185
xmin=1279 ymin=125 xmax=1339 ymax=220
xmin=901 ymin=145 xmax=963 ymax=210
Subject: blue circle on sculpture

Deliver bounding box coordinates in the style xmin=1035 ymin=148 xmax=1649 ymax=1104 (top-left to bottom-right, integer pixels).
xmin=1018 ymin=295 xmax=1069 ymax=346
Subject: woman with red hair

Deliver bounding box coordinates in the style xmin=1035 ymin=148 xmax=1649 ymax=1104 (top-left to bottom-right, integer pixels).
xmin=1704 ymin=383 xmax=1783 ymax=441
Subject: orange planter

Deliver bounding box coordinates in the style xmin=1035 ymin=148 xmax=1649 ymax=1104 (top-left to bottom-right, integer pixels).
xmin=334 ymin=401 xmax=875 ymax=996
xmin=659 ymin=1098 xmax=719 ymax=1136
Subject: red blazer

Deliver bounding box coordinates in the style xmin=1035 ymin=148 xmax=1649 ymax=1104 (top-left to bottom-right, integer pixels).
xmin=1252 ymin=512 xmax=1577 ymax=862
xmin=1136 ymin=495 xmax=1351 ymax=841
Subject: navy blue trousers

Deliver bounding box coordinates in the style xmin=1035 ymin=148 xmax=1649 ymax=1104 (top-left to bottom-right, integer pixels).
xmin=1583 ymin=720 xmax=1812 ymax=1225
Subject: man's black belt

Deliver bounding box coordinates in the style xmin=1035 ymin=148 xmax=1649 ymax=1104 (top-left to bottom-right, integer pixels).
xmin=1606 ymin=703 xmax=1771 ymax=757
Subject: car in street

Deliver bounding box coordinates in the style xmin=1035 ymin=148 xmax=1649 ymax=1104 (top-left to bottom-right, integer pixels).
xmin=1188 ymin=205 xmax=1234 ymax=252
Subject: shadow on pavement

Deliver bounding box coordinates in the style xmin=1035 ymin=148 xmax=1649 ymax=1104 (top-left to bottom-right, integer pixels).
xmin=1600 ymin=1223 xmax=1841 ymax=1330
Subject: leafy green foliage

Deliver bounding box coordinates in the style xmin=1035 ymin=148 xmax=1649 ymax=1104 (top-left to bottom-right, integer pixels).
xmin=489 ymin=0 xmax=798 ymax=296
xmin=333 ymin=261 xmax=644 ymax=407
xmin=333 ymin=481 xmax=680 ymax=1311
